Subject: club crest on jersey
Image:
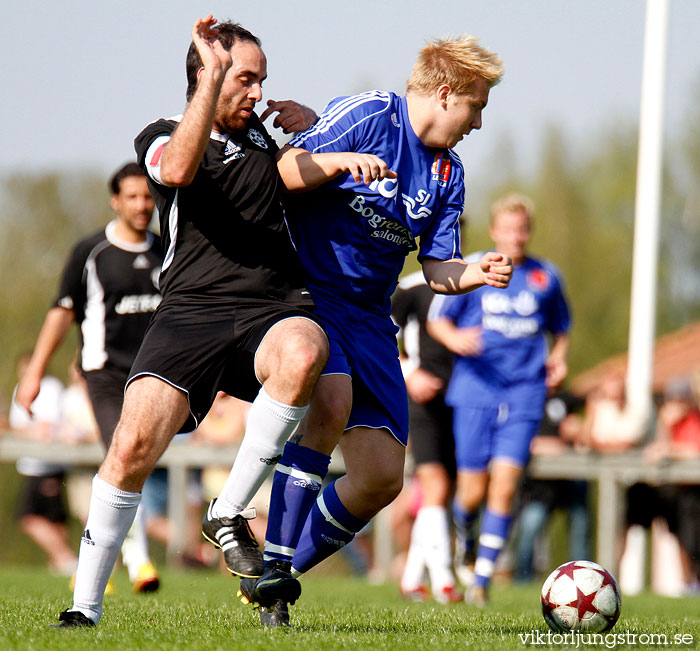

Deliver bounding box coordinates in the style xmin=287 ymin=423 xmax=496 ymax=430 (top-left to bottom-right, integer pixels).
xmin=132 ymin=254 xmax=150 ymax=269
xmin=527 ymin=268 xmax=550 ymax=291
xmin=223 ymin=140 xmax=244 ymax=163
xmin=402 ymin=189 xmax=433 ymax=220
xmin=247 ymin=129 xmax=268 ymax=149
xmin=431 ymin=153 xmax=451 ymax=187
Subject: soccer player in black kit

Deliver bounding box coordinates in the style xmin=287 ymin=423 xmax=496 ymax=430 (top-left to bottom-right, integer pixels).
xmin=18 ymin=162 xmax=162 ymax=594
xmin=53 ymin=15 xmax=328 ymax=628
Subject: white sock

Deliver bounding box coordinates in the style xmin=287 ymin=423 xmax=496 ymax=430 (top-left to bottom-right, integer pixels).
xmin=620 ymin=524 xmax=646 ymax=595
xmin=121 ymin=505 xmax=152 ymax=582
xmin=213 ymin=387 xmax=308 ymax=518
xmin=70 ymin=475 xmax=141 ymax=624
xmin=419 ymin=506 xmax=456 ymax=592
xmin=400 ymin=517 xmax=427 ymax=592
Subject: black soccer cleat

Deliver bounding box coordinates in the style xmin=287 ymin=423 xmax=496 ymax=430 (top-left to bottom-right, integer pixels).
xmin=238 ymin=574 xmax=292 ymax=629
xmin=251 ymin=560 xmax=302 ymax=607
xmin=202 ymin=499 xmax=264 ymax=578
xmin=259 ymin=600 xmax=290 ymax=628
xmin=50 ymin=609 xmax=96 ymax=628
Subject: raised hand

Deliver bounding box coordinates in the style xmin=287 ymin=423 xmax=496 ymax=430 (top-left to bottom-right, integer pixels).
xmin=192 ymin=15 xmax=232 ymax=77
xmin=260 ymin=99 xmax=318 ymax=134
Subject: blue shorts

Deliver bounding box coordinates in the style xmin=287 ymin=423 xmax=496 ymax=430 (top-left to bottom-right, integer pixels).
xmin=453 ymin=404 xmax=540 ymax=471
xmin=315 ymin=302 xmax=408 ymax=446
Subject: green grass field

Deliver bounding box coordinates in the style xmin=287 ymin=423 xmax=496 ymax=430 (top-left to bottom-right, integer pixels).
xmin=1 ymin=566 xmax=698 ymax=650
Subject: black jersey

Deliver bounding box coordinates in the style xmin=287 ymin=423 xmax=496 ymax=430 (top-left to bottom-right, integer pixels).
xmin=134 ymin=113 xmax=309 ymax=305
xmin=54 ymin=221 xmax=162 ymax=373
xmin=391 ymin=270 xmax=453 ymax=384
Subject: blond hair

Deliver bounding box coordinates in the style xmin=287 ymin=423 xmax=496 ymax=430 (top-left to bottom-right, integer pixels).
xmin=406 ymin=35 xmax=504 ymax=96
xmin=490 ymin=193 xmax=535 ymax=224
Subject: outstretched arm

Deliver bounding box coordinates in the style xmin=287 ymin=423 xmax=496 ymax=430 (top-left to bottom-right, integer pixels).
xmin=160 ymin=15 xmax=232 ymax=187
xmin=276 ymin=145 xmax=397 ymax=192
xmin=15 ymin=306 xmax=75 ymax=415
xmin=422 ymin=252 xmax=512 ymax=295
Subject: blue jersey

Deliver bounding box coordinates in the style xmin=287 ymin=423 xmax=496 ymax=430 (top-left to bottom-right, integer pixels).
xmin=430 ymin=255 xmax=570 ymax=416
xmin=285 ymin=91 xmax=464 ymax=317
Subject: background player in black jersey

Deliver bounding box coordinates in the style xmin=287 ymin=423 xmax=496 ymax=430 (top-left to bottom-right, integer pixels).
xmin=17 ymin=162 xmax=162 ymax=595
xmin=392 ymin=270 xmax=462 ymax=604
xmin=53 ymin=16 xmax=328 ymax=628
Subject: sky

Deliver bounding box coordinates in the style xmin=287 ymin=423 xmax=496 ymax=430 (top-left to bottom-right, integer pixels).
xmin=2 ymin=0 xmax=700 ymax=182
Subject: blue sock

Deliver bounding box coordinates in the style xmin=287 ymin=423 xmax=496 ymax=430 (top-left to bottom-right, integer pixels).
xmin=474 ymin=508 xmax=511 ymax=588
xmin=291 ymin=480 xmax=368 ymax=575
xmin=263 ymin=442 xmax=331 ymax=564
xmin=453 ymin=501 xmax=479 ymax=561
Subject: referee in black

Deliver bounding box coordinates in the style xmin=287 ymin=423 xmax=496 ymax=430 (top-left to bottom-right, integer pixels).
xmin=53 ymin=15 xmax=328 ymax=628
xmin=18 ymin=161 xmax=163 ymax=593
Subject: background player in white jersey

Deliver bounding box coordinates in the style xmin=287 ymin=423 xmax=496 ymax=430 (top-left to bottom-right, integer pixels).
xmin=392 ymin=271 xmax=461 ymax=604
xmin=428 ymin=194 xmax=570 ymax=606
xmin=241 ymin=36 xmax=512 ymax=626
xmin=17 ymin=162 xmax=162 ymax=594
xmin=52 ymin=16 xmax=328 ymax=628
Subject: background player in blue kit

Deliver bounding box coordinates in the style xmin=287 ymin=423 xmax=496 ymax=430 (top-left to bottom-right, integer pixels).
xmin=240 ymin=36 xmax=511 ymax=625
xmin=427 ymin=193 xmax=571 ymax=606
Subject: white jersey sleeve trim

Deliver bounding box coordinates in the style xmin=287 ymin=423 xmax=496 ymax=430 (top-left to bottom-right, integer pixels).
xmin=291 ymin=91 xmax=392 ymax=152
xmin=161 ymin=189 xmax=179 ymax=272
xmin=81 ymin=241 xmax=111 ymax=371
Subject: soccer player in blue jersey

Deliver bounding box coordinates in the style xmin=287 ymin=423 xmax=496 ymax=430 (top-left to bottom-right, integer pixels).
xmin=239 ymin=36 xmax=511 ymax=625
xmin=427 ymin=193 xmax=571 ymax=606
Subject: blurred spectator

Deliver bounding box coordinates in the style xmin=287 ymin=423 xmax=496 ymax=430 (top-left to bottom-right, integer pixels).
xmin=582 ymin=372 xmax=647 ymax=452
xmin=513 ymin=391 xmax=590 ymax=582
xmin=140 ymin=465 xmax=208 ymax=568
xmin=9 ymin=353 xmax=78 ymax=576
xmin=611 ymin=375 xmax=700 ymax=596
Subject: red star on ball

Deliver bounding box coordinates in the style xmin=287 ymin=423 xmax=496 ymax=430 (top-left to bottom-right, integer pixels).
xmin=566 ymin=584 xmax=600 ymax=620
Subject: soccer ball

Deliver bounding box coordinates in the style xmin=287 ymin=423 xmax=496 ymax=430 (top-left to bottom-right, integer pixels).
xmin=540 ymin=560 xmax=621 ymax=633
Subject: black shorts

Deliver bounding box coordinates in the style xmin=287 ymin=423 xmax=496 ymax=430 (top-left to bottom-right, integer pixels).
xmin=84 ymin=366 xmax=130 ymax=448
xmin=407 ymin=394 xmax=456 ymax=477
xmin=128 ymin=299 xmax=319 ymax=432
xmin=16 ymin=473 xmax=68 ymax=523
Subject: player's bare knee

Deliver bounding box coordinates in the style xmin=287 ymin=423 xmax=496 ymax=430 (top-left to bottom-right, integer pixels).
xmin=314 ymin=390 xmax=352 ymax=433
xmin=357 ymin=469 xmax=403 ymax=509
xmin=277 ymin=333 xmax=327 ymax=389
xmin=105 ymin=429 xmax=153 ymax=484
xmin=489 ymin=487 xmax=516 ymax=513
